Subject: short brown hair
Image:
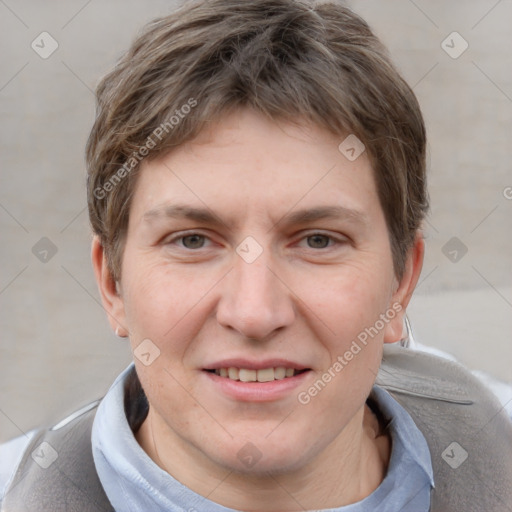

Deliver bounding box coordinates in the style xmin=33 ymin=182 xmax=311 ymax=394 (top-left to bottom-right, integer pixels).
xmin=86 ymin=0 xmax=428 ymax=281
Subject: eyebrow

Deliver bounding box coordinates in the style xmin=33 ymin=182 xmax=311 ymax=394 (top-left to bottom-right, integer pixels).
xmin=277 ymin=205 xmax=368 ymax=228
xmin=142 ymin=203 xmax=368 ymax=230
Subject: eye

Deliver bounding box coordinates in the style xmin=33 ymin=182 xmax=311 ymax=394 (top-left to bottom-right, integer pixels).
xmin=305 ymin=233 xmax=331 ymax=249
xmin=165 ymin=232 xmax=212 ymax=250
xmin=298 ymin=232 xmax=347 ymax=250
xmin=180 ymin=234 xmax=207 ymax=249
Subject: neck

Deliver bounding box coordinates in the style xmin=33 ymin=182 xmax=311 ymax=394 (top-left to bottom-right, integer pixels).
xmin=136 ymin=403 xmax=390 ymax=511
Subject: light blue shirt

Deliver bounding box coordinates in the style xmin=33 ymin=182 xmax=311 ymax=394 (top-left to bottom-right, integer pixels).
xmin=91 ymin=363 xmax=434 ymax=512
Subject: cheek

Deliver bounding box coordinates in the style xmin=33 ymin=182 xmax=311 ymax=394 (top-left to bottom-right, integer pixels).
xmin=294 ymin=267 xmax=389 ymax=427
xmin=295 ymin=264 xmax=392 ymax=413
xmin=300 ymin=259 xmax=394 ymax=346
xmin=136 ymin=362 xmax=210 ymax=442
xmin=121 ymin=258 xmax=214 ymax=343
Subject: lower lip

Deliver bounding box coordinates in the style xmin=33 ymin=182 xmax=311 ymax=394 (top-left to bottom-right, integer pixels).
xmin=202 ymin=370 xmax=311 ymax=402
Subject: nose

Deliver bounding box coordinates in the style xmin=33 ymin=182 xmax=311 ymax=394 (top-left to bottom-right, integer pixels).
xmin=215 ymin=247 xmax=295 ymax=341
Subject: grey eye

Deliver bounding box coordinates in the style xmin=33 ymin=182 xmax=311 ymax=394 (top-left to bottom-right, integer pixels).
xmin=181 ymin=234 xmax=206 ymax=249
xmin=306 ymin=234 xmax=331 ymax=249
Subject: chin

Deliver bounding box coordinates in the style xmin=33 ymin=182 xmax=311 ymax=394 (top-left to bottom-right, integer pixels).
xmin=227 ymin=449 xmax=308 ymax=477
xmin=201 ymin=427 xmax=322 ymax=476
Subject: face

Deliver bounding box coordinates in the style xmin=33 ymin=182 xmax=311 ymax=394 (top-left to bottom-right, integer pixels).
xmin=95 ymin=108 xmax=420 ymax=476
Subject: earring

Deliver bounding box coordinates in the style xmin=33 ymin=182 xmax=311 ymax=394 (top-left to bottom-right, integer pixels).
xmin=399 ymin=315 xmax=414 ymax=348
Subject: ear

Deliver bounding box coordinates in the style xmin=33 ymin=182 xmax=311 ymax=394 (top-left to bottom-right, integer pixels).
xmin=383 ymin=231 xmax=424 ymax=344
xmin=91 ymin=236 xmax=129 ymax=337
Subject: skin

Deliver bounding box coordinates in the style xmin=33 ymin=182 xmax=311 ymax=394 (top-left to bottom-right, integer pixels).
xmin=92 ymin=108 xmax=424 ymax=511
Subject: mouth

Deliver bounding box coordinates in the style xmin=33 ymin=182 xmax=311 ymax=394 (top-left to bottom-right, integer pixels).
xmin=201 ymin=357 xmax=312 ymax=401
xmin=202 ymin=361 xmax=312 ymax=402
xmin=203 ymin=367 xmax=310 ymax=382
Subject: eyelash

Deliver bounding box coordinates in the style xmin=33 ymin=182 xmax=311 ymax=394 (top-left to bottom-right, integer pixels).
xmin=164 ymin=231 xmax=347 ymax=251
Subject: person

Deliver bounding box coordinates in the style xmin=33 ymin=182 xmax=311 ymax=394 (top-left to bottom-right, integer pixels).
xmin=1 ymin=1 xmax=511 ymax=511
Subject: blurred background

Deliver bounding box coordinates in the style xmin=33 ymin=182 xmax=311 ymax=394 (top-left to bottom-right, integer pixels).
xmin=0 ymin=0 xmax=511 ymax=443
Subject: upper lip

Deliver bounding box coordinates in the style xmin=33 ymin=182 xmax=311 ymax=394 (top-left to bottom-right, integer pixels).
xmin=203 ymin=358 xmax=310 ymax=371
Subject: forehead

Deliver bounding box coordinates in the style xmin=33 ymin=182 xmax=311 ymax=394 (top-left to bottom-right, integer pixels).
xmin=129 ymin=109 xmax=381 ymax=230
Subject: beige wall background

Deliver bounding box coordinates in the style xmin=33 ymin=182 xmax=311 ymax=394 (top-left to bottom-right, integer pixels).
xmin=0 ymin=0 xmax=511 ymax=444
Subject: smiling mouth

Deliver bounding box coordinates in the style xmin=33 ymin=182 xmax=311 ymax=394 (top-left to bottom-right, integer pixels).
xmin=204 ymin=367 xmax=310 ymax=382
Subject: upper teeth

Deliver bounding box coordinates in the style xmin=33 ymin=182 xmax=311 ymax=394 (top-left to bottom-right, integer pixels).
xmin=215 ymin=367 xmax=297 ymax=382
